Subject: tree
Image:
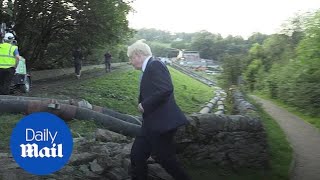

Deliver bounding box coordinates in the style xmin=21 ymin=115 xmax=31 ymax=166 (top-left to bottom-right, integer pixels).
xmin=294 ymin=10 xmax=320 ymax=115
xmin=247 ymin=32 xmax=269 ymax=45
xmin=191 ymin=31 xmax=222 ymax=60
xmin=243 ymin=59 xmax=263 ymax=92
xmin=262 ymin=34 xmax=295 ymax=72
xmin=170 ymin=40 xmax=190 ymax=50
xmin=244 ymin=43 xmax=264 ymax=69
xmin=11 ymin=0 xmax=133 ymax=69
xmin=239 ymin=10 xmax=320 ymax=116
xmin=221 ymin=54 xmax=244 ymax=87
xmin=134 ymin=28 xmax=172 ymax=43
xmin=148 ymin=42 xmax=169 ymax=57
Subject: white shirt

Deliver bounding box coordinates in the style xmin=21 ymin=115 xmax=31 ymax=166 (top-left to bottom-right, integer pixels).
xmin=142 ymin=56 xmax=152 ymax=72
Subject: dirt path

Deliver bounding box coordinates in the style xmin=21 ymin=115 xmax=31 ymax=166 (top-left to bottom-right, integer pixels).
xmin=15 ymin=64 xmax=132 ymax=98
xmin=251 ymin=96 xmax=320 ymax=180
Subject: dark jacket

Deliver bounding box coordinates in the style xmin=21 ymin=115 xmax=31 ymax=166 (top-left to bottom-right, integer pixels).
xmin=139 ymin=57 xmax=189 ymax=134
xmin=104 ymin=52 xmax=112 ymax=62
xmin=72 ymin=49 xmax=83 ymax=63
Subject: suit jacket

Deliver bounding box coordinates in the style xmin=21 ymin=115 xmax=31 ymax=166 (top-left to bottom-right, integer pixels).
xmin=139 ymin=57 xmax=189 ymax=134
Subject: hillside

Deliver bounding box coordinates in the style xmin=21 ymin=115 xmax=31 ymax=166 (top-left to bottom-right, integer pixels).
xmin=28 ymin=66 xmax=215 ymax=115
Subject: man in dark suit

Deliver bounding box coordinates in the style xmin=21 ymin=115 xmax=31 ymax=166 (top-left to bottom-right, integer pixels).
xmin=127 ymin=40 xmax=191 ymax=180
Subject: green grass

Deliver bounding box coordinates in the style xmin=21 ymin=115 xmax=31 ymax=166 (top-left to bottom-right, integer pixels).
xmin=55 ymin=67 xmax=214 ymax=115
xmin=63 ymin=69 xmax=141 ymax=115
xmin=255 ymin=92 xmax=320 ymax=130
xmin=193 ymin=70 xmax=219 ymax=81
xmin=0 ymin=114 xmax=23 ymax=151
xmin=68 ymin=119 xmax=102 ymax=138
xmin=149 ymin=41 xmax=171 ymax=48
xmin=169 ymin=68 xmax=215 ymax=114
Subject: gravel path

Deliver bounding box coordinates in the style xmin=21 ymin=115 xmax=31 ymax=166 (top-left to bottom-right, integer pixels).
xmin=251 ymin=96 xmax=320 ymax=180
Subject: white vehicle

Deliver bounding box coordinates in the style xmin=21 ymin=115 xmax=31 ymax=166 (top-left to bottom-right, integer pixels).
xmin=1 ymin=23 xmax=31 ymax=93
xmin=160 ymin=57 xmax=172 ymax=65
xmin=11 ymin=57 xmax=31 ymax=93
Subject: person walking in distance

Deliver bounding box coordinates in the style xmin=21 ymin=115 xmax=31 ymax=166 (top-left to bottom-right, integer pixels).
xmin=0 ymin=33 xmax=20 ymax=95
xmin=72 ymin=47 xmax=83 ymax=79
xmin=127 ymin=40 xmax=191 ymax=180
xmin=104 ymin=51 xmax=112 ymax=72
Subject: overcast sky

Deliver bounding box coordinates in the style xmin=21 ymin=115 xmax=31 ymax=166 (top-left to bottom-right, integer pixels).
xmin=127 ymin=0 xmax=320 ymax=38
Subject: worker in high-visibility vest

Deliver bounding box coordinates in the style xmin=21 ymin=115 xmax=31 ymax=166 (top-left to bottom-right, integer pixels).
xmin=0 ymin=33 xmax=20 ymax=94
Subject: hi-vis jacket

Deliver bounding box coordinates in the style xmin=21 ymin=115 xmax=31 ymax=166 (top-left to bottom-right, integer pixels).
xmin=0 ymin=42 xmax=17 ymax=69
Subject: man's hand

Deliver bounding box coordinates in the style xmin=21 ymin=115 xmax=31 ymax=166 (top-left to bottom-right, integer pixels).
xmin=15 ymin=55 xmax=20 ymax=68
xmin=138 ymin=103 xmax=144 ymax=113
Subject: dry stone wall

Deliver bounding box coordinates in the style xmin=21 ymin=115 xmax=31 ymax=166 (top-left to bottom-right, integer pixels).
xmin=176 ymin=113 xmax=269 ymax=169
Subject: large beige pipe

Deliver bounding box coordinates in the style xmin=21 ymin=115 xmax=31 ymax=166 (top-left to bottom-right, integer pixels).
xmin=199 ymin=97 xmax=220 ymax=114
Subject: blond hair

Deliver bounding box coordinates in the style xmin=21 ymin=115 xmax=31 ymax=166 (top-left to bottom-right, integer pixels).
xmin=127 ymin=39 xmax=152 ymax=57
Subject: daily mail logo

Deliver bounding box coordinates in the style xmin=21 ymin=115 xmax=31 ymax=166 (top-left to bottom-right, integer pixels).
xmin=10 ymin=112 xmax=73 ymax=175
xmin=21 ymin=128 xmax=63 ymax=158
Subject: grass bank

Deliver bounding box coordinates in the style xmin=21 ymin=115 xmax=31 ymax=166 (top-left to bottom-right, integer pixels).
xmin=50 ymin=67 xmax=215 ymax=115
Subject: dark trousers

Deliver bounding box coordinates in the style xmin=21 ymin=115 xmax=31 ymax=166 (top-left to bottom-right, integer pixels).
xmin=0 ymin=67 xmax=15 ymax=95
xmin=105 ymin=61 xmax=111 ymax=72
xmin=74 ymin=61 xmax=82 ymax=75
xmin=130 ymin=129 xmax=191 ymax=180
